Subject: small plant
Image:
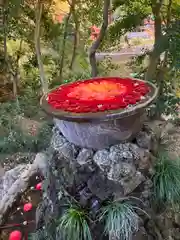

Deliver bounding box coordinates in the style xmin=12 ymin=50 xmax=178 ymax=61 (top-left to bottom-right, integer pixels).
xmin=153 ymin=152 xmax=180 ymax=206
xmin=58 ymin=207 xmax=92 ymax=240
xmin=99 ymin=201 xmax=139 ymax=240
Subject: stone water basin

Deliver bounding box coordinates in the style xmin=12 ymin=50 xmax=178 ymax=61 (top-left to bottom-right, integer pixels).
xmin=40 ymin=77 xmax=158 ymax=149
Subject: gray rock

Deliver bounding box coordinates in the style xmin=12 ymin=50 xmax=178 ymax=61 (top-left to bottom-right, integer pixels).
xmin=141 ymin=190 xmax=150 ymax=199
xmin=79 ymin=186 xmax=92 ymax=207
xmin=0 ymin=164 xmax=29 ymax=200
xmin=109 ymin=226 xmax=147 ymax=240
xmin=109 ymin=151 xmax=124 ymax=163
xmin=0 ymin=163 xmax=39 ymax=224
xmin=60 ymin=142 xmax=78 ymax=159
xmin=0 ymin=164 xmax=4 ymax=179
xmin=128 ymin=143 xmax=152 ymax=172
xmin=136 ymin=148 xmax=151 ymax=171
xmin=87 ymin=173 xmax=123 ymax=200
xmin=51 ymin=128 xmax=79 ymax=159
xmin=107 ymin=160 xmax=145 ymax=195
xmin=122 ymin=151 xmax=134 ymax=162
xmin=107 ymin=162 xmax=136 ymax=183
xmin=93 ymin=149 xmax=111 ymax=172
xmin=110 ymin=143 xmax=130 ymax=153
xmin=133 ymin=227 xmax=150 ymax=240
xmin=51 ymin=129 xmax=67 ymax=151
xmin=120 ymin=171 xmax=145 ymax=195
xmin=33 ymin=152 xmax=49 ymax=176
xmin=76 ymin=148 xmax=94 ymax=165
xmin=128 ymin=143 xmax=141 ymax=161
xmin=174 ymin=213 xmax=180 ymax=226
xmin=109 ymin=149 xmax=134 ymax=163
xmin=136 ymin=131 xmax=152 ymax=150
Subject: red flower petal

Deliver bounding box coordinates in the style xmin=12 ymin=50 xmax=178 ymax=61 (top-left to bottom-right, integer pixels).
xmin=9 ymin=231 xmax=22 ymax=240
xmin=36 ymin=182 xmax=42 ymax=190
xmin=47 ymin=78 xmax=149 ymax=113
xmin=23 ymin=203 xmax=33 ymax=212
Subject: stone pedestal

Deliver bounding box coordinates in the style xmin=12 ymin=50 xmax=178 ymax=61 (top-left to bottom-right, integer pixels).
xmin=54 ymin=111 xmax=146 ymax=149
xmin=36 ymin=125 xmax=156 ymax=239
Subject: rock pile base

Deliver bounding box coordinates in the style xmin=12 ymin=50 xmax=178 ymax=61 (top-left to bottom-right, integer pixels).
xmin=36 ymin=120 xmax=180 ymax=239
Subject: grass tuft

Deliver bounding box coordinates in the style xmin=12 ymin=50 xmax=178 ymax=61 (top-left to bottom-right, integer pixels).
xmin=58 ymin=207 xmax=92 ymax=240
xmin=99 ymin=201 xmax=139 ymax=240
xmin=153 ymin=152 xmax=180 ymax=206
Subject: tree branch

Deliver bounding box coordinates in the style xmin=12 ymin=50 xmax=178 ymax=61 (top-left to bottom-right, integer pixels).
xmin=89 ymin=0 xmax=110 ymax=77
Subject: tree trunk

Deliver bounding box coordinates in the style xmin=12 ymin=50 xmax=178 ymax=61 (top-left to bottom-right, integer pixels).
xmin=2 ymin=0 xmax=7 ymax=61
xmin=0 ymin=0 xmax=5 ymax=54
xmin=157 ymin=0 xmax=172 ymax=83
xmin=34 ymin=0 xmax=48 ymax=94
xmin=145 ymin=0 xmax=163 ymax=81
xmin=69 ymin=8 xmax=78 ymax=70
xmin=152 ymin=1 xmax=162 ymax=43
xmin=69 ymin=28 xmax=78 ymax=70
xmin=89 ymin=0 xmax=110 ymax=77
xmin=58 ymin=8 xmax=72 ymax=81
xmin=12 ymin=39 xmax=23 ymax=98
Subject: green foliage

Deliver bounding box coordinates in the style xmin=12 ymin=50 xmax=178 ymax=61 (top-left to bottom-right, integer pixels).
xmin=99 ymin=201 xmax=139 ymax=240
xmin=0 ymin=122 xmax=52 ymax=154
xmin=129 ymin=49 xmax=180 ymax=118
xmin=153 ymin=152 xmax=180 ymax=206
xmin=18 ymin=90 xmax=41 ymax=118
xmin=108 ymin=0 xmax=151 ymax=43
xmin=0 ymin=92 xmax=52 ymax=154
xmin=108 ymin=14 xmax=145 ymax=42
xmin=168 ymin=21 xmax=180 ymax=71
xmin=50 ymin=70 xmax=92 ymax=89
xmin=58 ymin=207 xmax=92 ymax=240
xmin=152 ymin=76 xmax=180 ymax=117
xmin=98 ymin=56 xmax=119 ymax=76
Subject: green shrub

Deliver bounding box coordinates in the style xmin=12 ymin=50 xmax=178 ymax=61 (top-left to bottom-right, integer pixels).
xmin=58 ymin=207 xmax=92 ymax=240
xmin=129 ymin=51 xmax=180 ymax=118
xmin=153 ymin=152 xmax=180 ymax=206
xmin=0 ymin=122 xmax=52 ymax=154
xmin=18 ymin=88 xmax=41 ymax=118
xmin=99 ymin=201 xmax=139 ymax=240
xmin=98 ymin=56 xmax=119 ymax=76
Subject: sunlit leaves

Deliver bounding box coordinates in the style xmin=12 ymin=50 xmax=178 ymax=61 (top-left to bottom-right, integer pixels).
xmin=168 ymin=21 xmax=180 ymax=70
xmin=106 ymin=0 xmax=151 ymax=43
xmin=108 ymin=13 xmax=146 ymax=41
